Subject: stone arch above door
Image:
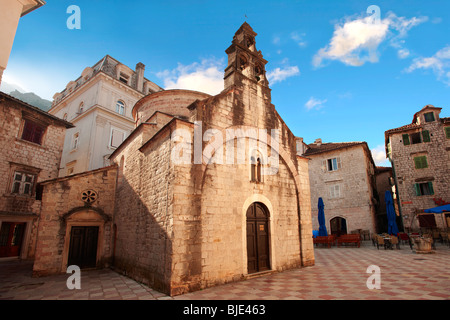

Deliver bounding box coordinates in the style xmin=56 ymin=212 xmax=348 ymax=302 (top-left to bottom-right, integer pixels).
xmin=241 ymin=195 xmax=276 ymax=275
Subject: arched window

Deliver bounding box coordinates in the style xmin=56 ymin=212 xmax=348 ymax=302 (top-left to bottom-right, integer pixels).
xmin=63 ymin=113 xmax=68 ymax=121
xmin=78 ymin=102 xmax=84 ymax=114
xmin=116 ymin=100 xmax=125 ymax=115
xmin=250 ymin=155 xmax=262 ymax=183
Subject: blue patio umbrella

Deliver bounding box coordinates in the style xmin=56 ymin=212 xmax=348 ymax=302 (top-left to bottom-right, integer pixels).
xmin=385 ymin=191 xmax=399 ymax=235
xmin=318 ymin=197 xmax=328 ymax=236
xmin=424 ymin=204 xmax=450 ymax=214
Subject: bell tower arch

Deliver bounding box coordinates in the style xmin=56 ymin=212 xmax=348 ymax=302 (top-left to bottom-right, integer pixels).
xmin=224 ymin=22 xmax=271 ymax=95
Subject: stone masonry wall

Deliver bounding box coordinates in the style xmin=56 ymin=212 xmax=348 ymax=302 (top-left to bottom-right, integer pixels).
xmin=32 ymin=166 xmax=117 ymax=276
xmin=389 ymin=116 xmax=450 ymax=230
xmin=166 ymin=80 xmax=313 ymax=295
xmin=110 ymin=123 xmax=175 ymax=295
xmin=0 ymin=96 xmax=68 ymax=259
xmin=308 ymin=145 xmax=376 ymax=235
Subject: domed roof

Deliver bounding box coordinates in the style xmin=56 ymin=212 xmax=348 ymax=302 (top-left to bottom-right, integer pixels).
xmin=132 ymin=89 xmax=211 ymax=124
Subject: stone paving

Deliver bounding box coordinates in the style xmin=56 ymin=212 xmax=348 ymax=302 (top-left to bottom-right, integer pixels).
xmin=1 ymin=241 xmax=449 ymax=300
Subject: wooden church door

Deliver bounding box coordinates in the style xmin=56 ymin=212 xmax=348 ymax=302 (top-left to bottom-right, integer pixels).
xmin=246 ymin=202 xmax=270 ymax=274
xmin=68 ymin=226 xmax=99 ymax=269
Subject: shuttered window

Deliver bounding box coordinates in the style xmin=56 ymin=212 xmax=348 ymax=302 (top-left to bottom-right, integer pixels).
xmin=414 ymin=182 xmax=434 ymax=196
xmin=329 ymin=185 xmax=341 ymax=198
xmin=323 ymin=157 xmax=342 ymax=172
xmin=445 ymin=127 xmax=450 ymax=139
xmin=402 ymin=134 xmax=410 ymax=146
xmin=414 ymin=156 xmax=428 ymax=169
xmin=424 ymin=112 xmax=435 ymax=122
xmin=422 ymin=130 xmax=430 ymax=142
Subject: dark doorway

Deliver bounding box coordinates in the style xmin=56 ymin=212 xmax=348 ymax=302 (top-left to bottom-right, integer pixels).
xmin=246 ymin=202 xmax=270 ymax=274
xmin=0 ymin=222 xmax=25 ymax=258
xmin=330 ymin=217 xmax=347 ymax=237
xmin=68 ymin=226 xmax=99 ymax=269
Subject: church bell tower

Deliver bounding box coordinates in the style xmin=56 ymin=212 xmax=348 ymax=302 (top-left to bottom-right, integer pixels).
xmin=224 ymin=22 xmax=271 ymax=98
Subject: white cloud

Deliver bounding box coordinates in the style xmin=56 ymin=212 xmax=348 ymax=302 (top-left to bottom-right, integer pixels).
xmin=267 ymin=66 xmax=300 ymax=84
xmin=371 ymin=145 xmax=390 ymax=166
xmin=313 ymin=12 xmax=427 ymax=67
xmin=156 ymin=58 xmax=225 ymax=95
xmin=305 ymin=97 xmax=327 ymax=111
xmin=272 ymin=36 xmax=281 ymax=45
xmin=406 ymin=45 xmax=450 ymax=85
xmin=290 ymin=32 xmax=307 ymax=47
xmin=397 ymin=48 xmax=410 ymax=59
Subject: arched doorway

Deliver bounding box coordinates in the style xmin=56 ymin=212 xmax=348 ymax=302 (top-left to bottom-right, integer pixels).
xmin=330 ymin=217 xmax=347 ymax=237
xmin=246 ymin=202 xmax=270 ymax=274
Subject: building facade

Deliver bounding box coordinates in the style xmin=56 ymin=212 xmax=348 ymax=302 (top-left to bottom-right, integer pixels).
xmin=303 ymin=139 xmax=379 ymax=237
xmin=48 ymin=55 xmax=163 ymax=176
xmin=385 ymin=105 xmax=450 ymax=231
xmin=0 ymin=0 xmax=45 ymax=84
xmin=32 ymin=23 xmax=314 ymax=296
xmin=0 ymin=91 xmax=72 ymax=260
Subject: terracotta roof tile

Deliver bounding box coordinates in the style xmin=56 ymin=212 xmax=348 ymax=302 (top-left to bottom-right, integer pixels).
xmin=303 ymin=141 xmax=365 ymax=156
xmin=385 ymin=123 xmax=422 ymax=135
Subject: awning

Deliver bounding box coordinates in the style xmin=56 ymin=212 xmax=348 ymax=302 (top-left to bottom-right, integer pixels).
xmin=424 ymin=204 xmax=450 ymax=214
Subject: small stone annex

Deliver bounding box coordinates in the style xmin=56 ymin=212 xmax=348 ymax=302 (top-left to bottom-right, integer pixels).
xmin=31 ymin=22 xmax=314 ymax=296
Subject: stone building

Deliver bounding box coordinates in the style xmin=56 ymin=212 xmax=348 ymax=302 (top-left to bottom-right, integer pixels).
xmin=385 ymin=105 xmax=450 ymax=231
xmin=48 ymin=55 xmax=163 ymax=176
xmin=32 ymin=166 xmax=117 ymax=276
xmin=0 ymin=91 xmax=72 ymax=260
xmin=303 ymin=139 xmax=379 ymax=237
xmin=32 ymin=22 xmax=314 ymax=296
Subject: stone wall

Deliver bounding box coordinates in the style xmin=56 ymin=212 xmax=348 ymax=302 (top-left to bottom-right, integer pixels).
xmin=388 ymin=112 xmax=450 ymax=230
xmin=165 ymin=82 xmax=313 ymax=295
xmin=308 ymin=144 xmax=377 ymax=235
xmin=0 ymin=93 xmax=69 ymax=259
xmin=32 ymin=166 xmax=117 ymax=276
xmin=110 ymin=120 xmax=176 ymax=294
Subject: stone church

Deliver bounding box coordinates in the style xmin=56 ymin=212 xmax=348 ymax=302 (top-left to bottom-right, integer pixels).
xmin=32 ymin=23 xmax=314 ymax=296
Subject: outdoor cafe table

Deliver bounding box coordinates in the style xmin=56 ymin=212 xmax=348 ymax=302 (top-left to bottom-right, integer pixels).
xmin=383 ymin=236 xmax=393 ymax=250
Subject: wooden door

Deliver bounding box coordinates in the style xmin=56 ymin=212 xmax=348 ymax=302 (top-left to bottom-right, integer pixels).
xmin=68 ymin=226 xmax=99 ymax=269
xmin=246 ymin=203 xmax=270 ymax=274
xmin=330 ymin=217 xmax=347 ymax=237
xmin=0 ymin=222 xmax=25 ymax=258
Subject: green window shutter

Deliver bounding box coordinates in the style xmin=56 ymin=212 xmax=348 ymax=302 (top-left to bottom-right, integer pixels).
xmin=422 ymin=156 xmax=428 ymax=168
xmin=414 ymin=157 xmax=421 ymax=169
xmin=428 ymin=182 xmax=434 ymax=195
xmin=422 ymin=130 xmax=430 ymax=142
xmin=414 ymin=183 xmax=421 ymax=196
xmin=402 ymin=134 xmax=410 ymax=145
xmin=414 ymin=156 xmax=428 ymax=169
xmin=445 ymin=127 xmax=450 ymax=139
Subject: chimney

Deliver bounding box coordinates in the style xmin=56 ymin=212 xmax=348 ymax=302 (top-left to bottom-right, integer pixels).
xmin=314 ymin=138 xmax=322 ymax=147
xmin=136 ymin=62 xmax=145 ymax=93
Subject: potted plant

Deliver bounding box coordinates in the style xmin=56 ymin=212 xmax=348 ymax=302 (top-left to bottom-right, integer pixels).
xmin=413 ymin=236 xmax=434 ymax=254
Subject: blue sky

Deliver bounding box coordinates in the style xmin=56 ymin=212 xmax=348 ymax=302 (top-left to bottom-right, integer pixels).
xmin=3 ymin=0 xmax=450 ymax=166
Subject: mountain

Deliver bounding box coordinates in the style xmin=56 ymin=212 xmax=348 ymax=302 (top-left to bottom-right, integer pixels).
xmin=1 ymin=88 xmax=52 ymax=112
xmin=0 ymin=81 xmax=26 ymax=94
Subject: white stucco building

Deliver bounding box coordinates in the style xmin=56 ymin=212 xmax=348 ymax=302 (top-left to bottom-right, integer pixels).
xmin=48 ymin=55 xmax=163 ymax=176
